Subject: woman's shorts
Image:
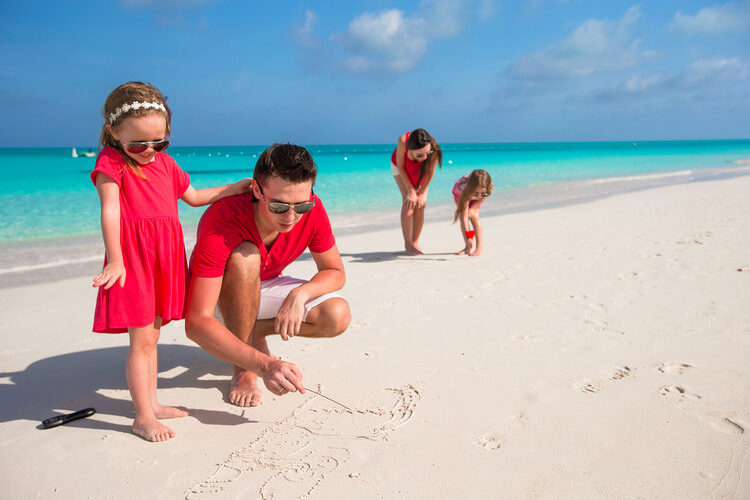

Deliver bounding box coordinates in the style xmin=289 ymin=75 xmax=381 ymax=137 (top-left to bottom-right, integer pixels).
xmin=390 ymin=162 xmax=400 ymax=177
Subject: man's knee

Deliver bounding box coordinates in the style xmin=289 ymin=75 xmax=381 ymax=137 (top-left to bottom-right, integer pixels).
xmin=227 ymin=241 xmax=260 ymax=266
xmin=224 ymin=241 xmax=261 ymax=284
xmin=220 ymin=242 xmax=262 ymax=325
xmin=316 ymin=298 xmax=351 ymax=337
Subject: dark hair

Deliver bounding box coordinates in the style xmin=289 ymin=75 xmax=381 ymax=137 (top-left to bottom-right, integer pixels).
xmin=99 ymin=81 xmax=172 ymax=180
xmin=253 ymin=143 xmax=317 ymax=186
xmin=406 ymin=128 xmax=442 ymax=186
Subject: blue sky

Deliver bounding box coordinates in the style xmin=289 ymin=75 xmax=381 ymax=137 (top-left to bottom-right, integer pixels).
xmin=1 ymin=0 xmax=749 ymax=146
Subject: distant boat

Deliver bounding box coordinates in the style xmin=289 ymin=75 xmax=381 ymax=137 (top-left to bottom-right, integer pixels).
xmin=72 ymin=148 xmax=95 ymax=158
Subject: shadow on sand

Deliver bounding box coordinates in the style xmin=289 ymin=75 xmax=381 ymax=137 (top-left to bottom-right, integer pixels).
xmin=0 ymin=344 xmax=254 ymax=434
xmin=340 ymin=251 xmax=455 ymax=263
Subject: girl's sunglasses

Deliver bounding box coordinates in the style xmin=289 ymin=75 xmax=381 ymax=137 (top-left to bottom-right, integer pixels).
xmin=122 ymin=140 xmax=170 ymax=154
xmin=257 ymin=182 xmax=315 ymax=215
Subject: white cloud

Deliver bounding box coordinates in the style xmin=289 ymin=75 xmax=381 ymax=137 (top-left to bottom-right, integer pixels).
xmin=293 ymin=10 xmax=319 ymax=48
xmin=477 ymin=0 xmax=497 ymax=20
xmin=670 ymin=1 xmax=750 ymax=36
xmin=593 ymin=58 xmax=750 ymax=102
xmin=679 ymin=57 xmax=750 ymax=88
xmin=297 ymin=0 xmax=469 ymax=76
xmin=333 ymin=9 xmax=427 ymax=74
xmin=423 ymin=0 xmax=464 ymax=37
xmin=504 ymin=6 xmax=642 ymax=81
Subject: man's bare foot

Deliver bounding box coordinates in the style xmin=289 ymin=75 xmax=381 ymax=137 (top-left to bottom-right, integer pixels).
xmin=153 ymin=404 xmax=189 ymax=419
xmin=132 ymin=417 xmax=176 ymax=442
xmin=229 ymin=368 xmax=263 ymax=407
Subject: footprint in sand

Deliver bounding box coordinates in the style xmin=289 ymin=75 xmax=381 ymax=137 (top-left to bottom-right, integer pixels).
xmin=676 ymin=231 xmax=712 ymax=246
xmin=186 ymin=384 xmax=420 ymax=500
xmin=474 ymin=413 xmax=528 ymax=451
xmin=656 ymin=362 xmax=693 ymax=375
xmin=576 ymin=366 xmax=633 ymax=394
xmin=658 ymin=385 xmax=744 ymax=435
xmin=583 ymin=303 xmax=624 ymax=335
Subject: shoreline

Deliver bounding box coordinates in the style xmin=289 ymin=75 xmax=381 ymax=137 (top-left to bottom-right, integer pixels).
xmin=2 ymin=163 xmax=750 ymax=289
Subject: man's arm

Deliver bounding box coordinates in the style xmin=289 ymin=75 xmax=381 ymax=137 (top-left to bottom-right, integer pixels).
xmin=273 ymin=244 xmax=346 ymax=339
xmin=185 ymin=275 xmax=305 ymax=394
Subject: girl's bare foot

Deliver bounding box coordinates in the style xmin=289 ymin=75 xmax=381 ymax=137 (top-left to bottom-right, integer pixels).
xmin=133 ymin=417 xmax=176 ymax=442
xmin=405 ymin=244 xmax=424 ymax=255
xmin=153 ymin=404 xmax=189 ymax=419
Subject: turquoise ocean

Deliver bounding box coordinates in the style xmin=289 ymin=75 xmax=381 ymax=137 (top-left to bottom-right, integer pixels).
xmin=1 ymin=140 xmax=749 ymax=285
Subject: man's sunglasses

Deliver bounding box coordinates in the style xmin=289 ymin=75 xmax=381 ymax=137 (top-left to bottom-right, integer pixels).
xmin=257 ymin=182 xmax=315 ymax=215
xmin=122 ymin=140 xmax=170 ymax=154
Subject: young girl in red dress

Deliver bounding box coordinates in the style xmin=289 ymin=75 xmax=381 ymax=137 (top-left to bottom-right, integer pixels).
xmin=452 ymin=169 xmax=493 ymax=256
xmin=91 ymin=82 xmax=250 ymax=442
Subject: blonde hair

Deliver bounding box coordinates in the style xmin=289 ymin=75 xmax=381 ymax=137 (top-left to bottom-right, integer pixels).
xmin=98 ymin=82 xmax=172 ymax=180
xmin=453 ymin=169 xmax=493 ymax=223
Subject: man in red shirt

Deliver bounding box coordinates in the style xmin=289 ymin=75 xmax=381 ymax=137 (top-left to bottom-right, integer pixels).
xmin=185 ymin=144 xmax=351 ymax=407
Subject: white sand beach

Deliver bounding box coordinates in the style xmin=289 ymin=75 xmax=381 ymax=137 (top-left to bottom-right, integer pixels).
xmin=1 ymin=175 xmax=749 ymax=499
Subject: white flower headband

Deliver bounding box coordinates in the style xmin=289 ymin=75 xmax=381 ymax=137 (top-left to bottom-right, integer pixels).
xmin=108 ymin=101 xmax=167 ymax=124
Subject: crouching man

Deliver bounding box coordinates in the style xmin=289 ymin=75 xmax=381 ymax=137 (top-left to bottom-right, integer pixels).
xmin=185 ymin=144 xmax=351 ymax=406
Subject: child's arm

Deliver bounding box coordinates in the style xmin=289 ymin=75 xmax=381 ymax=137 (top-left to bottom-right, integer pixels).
xmin=457 ymin=200 xmax=473 ymax=256
xmin=181 ymin=178 xmax=252 ymax=207
xmin=93 ymin=173 xmax=126 ymax=289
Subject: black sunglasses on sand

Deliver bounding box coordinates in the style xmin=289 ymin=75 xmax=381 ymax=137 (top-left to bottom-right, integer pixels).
xmin=122 ymin=140 xmax=170 ymax=154
xmin=257 ymin=182 xmax=315 ymax=215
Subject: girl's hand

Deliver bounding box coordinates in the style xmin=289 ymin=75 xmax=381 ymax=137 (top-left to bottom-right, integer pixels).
xmin=415 ymin=192 xmax=428 ymax=209
xmin=93 ymin=261 xmax=126 ymax=289
xmin=233 ymin=178 xmax=252 ymax=195
xmin=405 ymin=190 xmax=418 ymax=210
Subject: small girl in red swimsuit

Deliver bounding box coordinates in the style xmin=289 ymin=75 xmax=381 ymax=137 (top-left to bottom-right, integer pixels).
xmin=91 ymin=82 xmax=250 ymax=442
xmin=452 ymin=169 xmax=493 ymax=256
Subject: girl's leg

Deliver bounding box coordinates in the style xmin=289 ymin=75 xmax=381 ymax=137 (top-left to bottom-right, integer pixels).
xmin=127 ymin=322 xmax=175 ymax=442
xmin=469 ymin=211 xmax=484 ymax=256
xmin=148 ymin=318 xmax=188 ymax=419
xmin=393 ymin=175 xmax=419 ymax=254
xmin=411 ymin=187 xmax=428 ymax=254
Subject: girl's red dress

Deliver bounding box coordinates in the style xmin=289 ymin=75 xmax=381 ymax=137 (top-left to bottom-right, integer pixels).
xmin=91 ymin=147 xmax=190 ymax=333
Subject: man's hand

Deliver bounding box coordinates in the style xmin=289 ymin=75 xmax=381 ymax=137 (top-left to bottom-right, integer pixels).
xmin=262 ymin=358 xmax=305 ymax=395
xmin=274 ymin=291 xmax=307 ymax=340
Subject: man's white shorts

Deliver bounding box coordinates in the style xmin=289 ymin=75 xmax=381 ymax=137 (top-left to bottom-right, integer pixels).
xmin=216 ymin=275 xmax=343 ymax=322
